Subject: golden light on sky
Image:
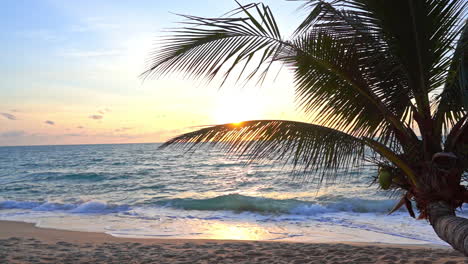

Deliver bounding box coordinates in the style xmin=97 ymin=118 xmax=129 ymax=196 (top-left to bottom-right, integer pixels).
xmin=213 ymin=92 xmax=265 ymax=124
xmin=0 ymin=0 xmax=308 ymax=146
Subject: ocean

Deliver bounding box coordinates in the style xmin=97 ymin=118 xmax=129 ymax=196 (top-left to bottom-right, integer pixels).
xmin=0 ymin=143 xmax=461 ymax=245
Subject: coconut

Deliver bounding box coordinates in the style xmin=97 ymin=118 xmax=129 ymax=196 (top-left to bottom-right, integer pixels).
xmin=378 ymin=169 xmax=392 ymax=190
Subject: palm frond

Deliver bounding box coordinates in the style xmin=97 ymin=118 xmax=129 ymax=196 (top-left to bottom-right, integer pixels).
xmin=160 ymin=120 xmax=365 ymax=183
xmin=343 ymin=0 xmax=467 ymax=120
xmin=281 ymin=1 xmax=424 ymax=157
xmin=444 ymin=114 xmax=468 ymax=155
xmin=435 ymin=20 xmax=468 ymax=136
xmin=142 ymin=2 xmax=286 ymax=86
xmin=363 ymin=137 xmax=418 ymax=186
xmin=290 ymin=0 xmax=328 ymax=36
xmin=288 ymin=0 xmax=415 ymax=117
xmin=281 ymin=28 xmax=420 ymax=156
xmin=146 ymin=0 xmax=468 ymax=187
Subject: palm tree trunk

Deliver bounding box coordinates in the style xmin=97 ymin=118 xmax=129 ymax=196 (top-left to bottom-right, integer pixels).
xmin=428 ymin=201 xmax=468 ymax=255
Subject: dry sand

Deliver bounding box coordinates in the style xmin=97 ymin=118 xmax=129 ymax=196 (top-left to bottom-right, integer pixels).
xmin=0 ymin=220 xmax=466 ymax=263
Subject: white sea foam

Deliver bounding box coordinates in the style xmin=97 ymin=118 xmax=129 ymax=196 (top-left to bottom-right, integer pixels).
xmin=70 ymin=201 xmax=110 ymax=213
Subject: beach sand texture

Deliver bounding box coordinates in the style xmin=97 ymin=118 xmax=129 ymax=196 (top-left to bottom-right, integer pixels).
xmin=0 ymin=221 xmax=466 ymax=264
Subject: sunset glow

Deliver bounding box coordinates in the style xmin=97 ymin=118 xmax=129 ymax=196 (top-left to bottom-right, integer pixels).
xmin=213 ymin=92 xmax=265 ymax=125
xmin=0 ymin=0 xmax=306 ymax=146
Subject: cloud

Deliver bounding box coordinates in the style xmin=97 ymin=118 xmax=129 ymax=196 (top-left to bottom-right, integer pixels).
xmin=114 ymin=127 xmax=133 ymax=132
xmin=45 ymin=120 xmax=55 ymax=125
xmin=0 ymin=130 xmax=26 ymax=137
xmin=98 ymin=108 xmax=112 ymax=114
xmin=77 ymin=126 xmax=84 ymax=129
xmin=64 ymin=133 xmax=85 ymax=137
xmin=89 ymin=115 xmax=103 ymax=120
xmin=1 ymin=113 xmax=17 ymax=120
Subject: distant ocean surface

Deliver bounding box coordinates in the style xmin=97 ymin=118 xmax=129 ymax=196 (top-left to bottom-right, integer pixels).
xmin=0 ymin=143 xmax=462 ymax=245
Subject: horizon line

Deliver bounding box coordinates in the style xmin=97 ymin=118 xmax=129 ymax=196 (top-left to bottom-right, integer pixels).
xmin=0 ymin=141 xmax=165 ymax=148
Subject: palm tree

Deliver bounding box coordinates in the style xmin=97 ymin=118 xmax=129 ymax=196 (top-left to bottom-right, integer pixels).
xmin=143 ymin=0 xmax=468 ymax=255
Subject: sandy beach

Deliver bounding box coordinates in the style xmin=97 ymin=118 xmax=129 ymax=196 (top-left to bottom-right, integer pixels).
xmin=0 ymin=220 xmax=465 ymax=264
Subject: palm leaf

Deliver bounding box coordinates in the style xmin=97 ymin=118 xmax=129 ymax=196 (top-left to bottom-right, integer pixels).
xmin=444 ymin=114 xmax=468 ymax=166
xmin=363 ymin=137 xmax=418 ymax=186
xmin=144 ymin=1 xmax=420 ymax=155
xmin=295 ymin=0 xmax=466 ymax=156
xmin=330 ymin=0 xmax=467 ymax=155
xmin=345 ymin=0 xmax=467 ymax=116
xmin=435 ymin=20 xmax=468 ymax=136
xmin=147 ymin=0 xmax=467 ymax=186
xmin=160 ymin=120 xmax=365 ymax=183
xmin=282 ymin=28 xmax=420 ymax=156
xmin=281 ymin=1 xmax=422 ymax=155
xmin=142 ymin=2 xmax=287 ymax=86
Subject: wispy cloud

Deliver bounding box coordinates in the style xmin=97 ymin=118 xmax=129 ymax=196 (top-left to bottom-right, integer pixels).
xmin=1 ymin=113 xmax=17 ymax=120
xmin=114 ymin=127 xmax=133 ymax=132
xmin=64 ymin=133 xmax=84 ymax=137
xmin=98 ymin=108 xmax=111 ymax=114
xmin=45 ymin=120 xmax=55 ymax=125
xmin=89 ymin=115 xmax=103 ymax=120
xmin=0 ymin=130 xmax=25 ymax=137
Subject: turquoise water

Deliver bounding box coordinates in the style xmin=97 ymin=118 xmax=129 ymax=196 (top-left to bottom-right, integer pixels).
xmin=0 ymin=143 xmax=458 ymax=244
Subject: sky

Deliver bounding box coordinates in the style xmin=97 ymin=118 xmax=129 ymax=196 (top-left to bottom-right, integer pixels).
xmin=0 ymin=0 xmax=310 ymax=146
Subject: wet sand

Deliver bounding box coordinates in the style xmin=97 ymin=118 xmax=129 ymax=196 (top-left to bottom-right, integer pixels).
xmin=0 ymin=220 xmax=465 ymax=263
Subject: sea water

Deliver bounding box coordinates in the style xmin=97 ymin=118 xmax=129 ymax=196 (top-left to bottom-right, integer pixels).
xmin=0 ymin=143 xmax=462 ymax=245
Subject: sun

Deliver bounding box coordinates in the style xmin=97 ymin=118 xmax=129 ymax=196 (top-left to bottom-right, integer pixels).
xmin=212 ymin=93 xmax=264 ymax=124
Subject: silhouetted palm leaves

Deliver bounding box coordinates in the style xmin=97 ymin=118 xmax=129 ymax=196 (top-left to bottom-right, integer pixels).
xmin=145 ymin=0 xmax=467 ymax=195
xmin=161 ymin=120 xmax=365 ymax=182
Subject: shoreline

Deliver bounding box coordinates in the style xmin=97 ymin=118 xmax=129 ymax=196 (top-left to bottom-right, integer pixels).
xmin=0 ymin=220 xmax=465 ymax=263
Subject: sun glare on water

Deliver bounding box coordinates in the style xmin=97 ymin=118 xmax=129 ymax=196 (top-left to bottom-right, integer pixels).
xmin=205 ymin=222 xmax=270 ymax=240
